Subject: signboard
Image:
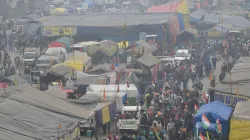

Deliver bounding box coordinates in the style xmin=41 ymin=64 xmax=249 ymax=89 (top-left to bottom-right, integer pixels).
xmin=213 ymin=92 xmax=249 ymax=106
xmin=208 ymin=30 xmax=221 ymax=37
xmin=42 ymin=26 xmax=77 ymax=36
xmin=119 ymin=119 xmax=139 ymax=130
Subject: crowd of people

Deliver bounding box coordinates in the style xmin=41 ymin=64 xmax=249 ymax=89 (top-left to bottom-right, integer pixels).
xmin=113 ymin=36 xmax=247 ymax=140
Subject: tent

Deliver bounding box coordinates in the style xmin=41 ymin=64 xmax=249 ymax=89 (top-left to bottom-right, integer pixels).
xmin=229 ymin=101 xmax=250 ymax=140
xmin=53 ymin=51 xmax=91 ymax=72
xmin=209 ymin=57 xmax=250 ymax=106
xmin=0 ymin=85 xmax=95 ymax=140
xmin=193 ymin=101 xmax=232 ymax=136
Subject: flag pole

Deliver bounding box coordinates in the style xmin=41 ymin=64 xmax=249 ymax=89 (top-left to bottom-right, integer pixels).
xmin=206 ymin=131 xmax=210 ymax=140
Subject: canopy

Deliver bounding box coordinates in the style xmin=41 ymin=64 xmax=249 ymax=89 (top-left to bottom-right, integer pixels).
xmin=190 ymin=9 xmax=207 ymax=23
xmin=204 ymin=14 xmax=220 ymax=24
xmin=195 ymin=21 xmax=214 ymax=30
xmin=222 ymin=15 xmax=250 ymax=28
xmin=194 ymin=101 xmax=232 ymax=136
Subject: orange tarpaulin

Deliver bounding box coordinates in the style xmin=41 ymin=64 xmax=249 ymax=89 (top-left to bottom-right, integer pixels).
xmin=147 ymin=2 xmax=180 ymax=13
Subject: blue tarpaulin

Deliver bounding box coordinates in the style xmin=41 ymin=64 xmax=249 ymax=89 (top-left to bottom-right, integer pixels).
xmin=193 ymin=101 xmax=232 ymax=136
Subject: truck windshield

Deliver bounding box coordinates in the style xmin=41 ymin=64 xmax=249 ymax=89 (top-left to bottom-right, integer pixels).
xmin=24 ymin=53 xmax=35 ymax=59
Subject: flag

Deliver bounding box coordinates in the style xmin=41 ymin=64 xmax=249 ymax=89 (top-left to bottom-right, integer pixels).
xmin=103 ymin=88 xmax=106 ymax=100
xmin=216 ymin=119 xmax=222 ymax=134
xmin=194 ymin=104 xmax=199 ymax=113
xmin=202 ymin=92 xmax=207 ymax=104
xmin=202 ymin=113 xmax=211 ymax=129
xmin=209 ymin=72 xmax=212 ymax=81
xmin=236 ymin=86 xmax=239 ymax=96
xmin=199 ymin=132 xmax=206 ymax=140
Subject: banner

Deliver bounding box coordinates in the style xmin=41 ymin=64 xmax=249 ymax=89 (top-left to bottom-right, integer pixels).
xmin=60 ymin=126 xmax=80 ymax=140
xmin=42 ymin=26 xmax=77 ymax=36
xmin=213 ymin=92 xmax=249 ymax=106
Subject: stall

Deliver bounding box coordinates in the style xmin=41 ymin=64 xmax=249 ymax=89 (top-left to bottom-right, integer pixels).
xmin=229 ymin=101 xmax=250 ymax=140
xmin=193 ymin=101 xmax=232 ymax=138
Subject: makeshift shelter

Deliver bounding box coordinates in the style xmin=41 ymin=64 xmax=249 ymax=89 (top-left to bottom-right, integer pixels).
xmin=222 ymin=15 xmax=250 ymax=28
xmin=78 ymin=92 xmax=126 ymax=111
xmin=194 ymin=101 xmax=232 ymax=136
xmin=190 ymin=9 xmax=207 ymax=23
xmin=229 ymin=101 xmax=250 ymax=140
xmin=75 ymin=71 xmax=112 ymax=85
xmin=48 ymin=37 xmax=72 ymax=52
xmin=195 ymin=21 xmax=214 ymax=30
xmin=37 ymin=13 xmax=179 ymax=40
xmin=147 ymin=2 xmax=181 ymax=13
xmin=209 ymin=57 xmax=250 ymax=106
xmin=147 ymin=0 xmax=190 ymax=31
xmin=0 ymin=85 xmax=95 ymax=140
xmin=204 ymin=14 xmax=220 ymax=24
xmin=53 ymin=51 xmax=91 ymax=72
xmin=52 ymin=8 xmax=68 ymax=14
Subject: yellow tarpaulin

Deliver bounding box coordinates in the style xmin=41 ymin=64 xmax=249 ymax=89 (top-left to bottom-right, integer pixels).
xmin=229 ymin=119 xmax=250 ymax=140
xmin=102 ymin=106 xmax=110 ymax=124
xmin=176 ymin=0 xmax=190 ymax=14
xmin=118 ymin=41 xmax=129 ymax=48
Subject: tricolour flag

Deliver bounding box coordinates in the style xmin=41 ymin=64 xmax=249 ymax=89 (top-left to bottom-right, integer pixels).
xmin=202 ymin=113 xmax=210 ymax=129
xmin=194 ymin=104 xmax=199 ymax=113
xmin=199 ymin=132 xmax=206 ymax=140
xmin=216 ymin=119 xmax=222 ymax=134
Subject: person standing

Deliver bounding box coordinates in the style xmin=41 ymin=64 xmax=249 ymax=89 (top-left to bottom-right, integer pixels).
xmin=7 ymin=56 xmax=11 ymax=69
xmin=212 ymin=54 xmax=217 ymax=69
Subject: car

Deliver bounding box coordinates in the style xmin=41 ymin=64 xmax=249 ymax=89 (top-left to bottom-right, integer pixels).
xmin=174 ymin=49 xmax=191 ymax=61
xmin=156 ymin=56 xmax=176 ymax=67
